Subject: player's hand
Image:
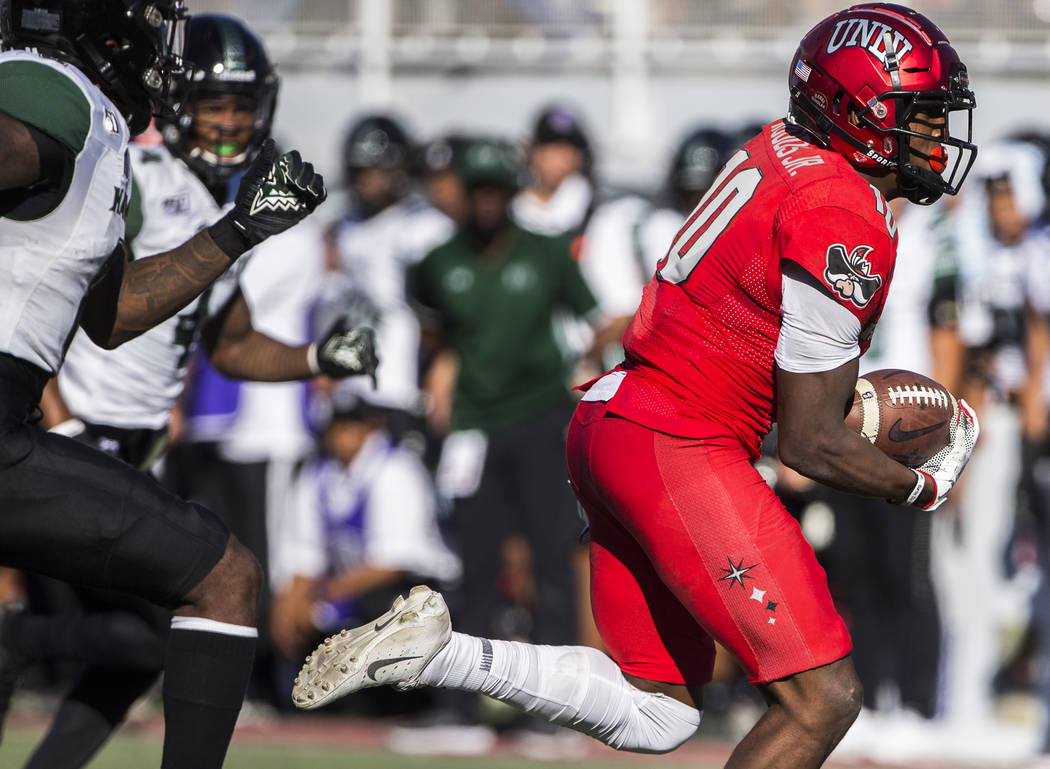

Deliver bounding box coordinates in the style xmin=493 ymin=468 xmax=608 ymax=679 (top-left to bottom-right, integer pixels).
xmin=915 ymin=398 xmax=979 ymax=510
xmin=209 ymin=138 xmax=327 ymax=258
xmin=309 ymin=319 xmax=379 ymax=385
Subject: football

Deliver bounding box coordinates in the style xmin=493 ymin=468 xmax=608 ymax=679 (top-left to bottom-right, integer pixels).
xmin=844 ymin=369 xmax=955 ymax=467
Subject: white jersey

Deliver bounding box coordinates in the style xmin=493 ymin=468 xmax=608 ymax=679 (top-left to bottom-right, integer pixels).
xmin=270 ymin=431 xmax=462 ymax=592
xmin=0 ymin=51 xmax=131 ymax=374
xmin=512 ymin=173 xmax=594 ymax=236
xmin=578 ymin=195 xmax=681 ymax=318
xmin=59 ymin=144 xmax=242 ymax=429
xmin=324 ymin=196 xmax=453 ymax=412
xmin=861 ymin=202 xmax=945 ymax=376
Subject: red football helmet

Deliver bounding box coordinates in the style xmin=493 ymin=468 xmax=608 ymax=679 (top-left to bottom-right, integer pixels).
xmin=789 ymin=3 xmax=977 ymax=204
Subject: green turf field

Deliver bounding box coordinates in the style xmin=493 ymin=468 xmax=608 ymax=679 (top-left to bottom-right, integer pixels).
xmin=2 ymin=727 xmax=721 ymax=769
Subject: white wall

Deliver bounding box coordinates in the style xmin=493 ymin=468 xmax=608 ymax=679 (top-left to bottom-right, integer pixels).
xmin=273 ymin=69 xmax=1050 ymax=222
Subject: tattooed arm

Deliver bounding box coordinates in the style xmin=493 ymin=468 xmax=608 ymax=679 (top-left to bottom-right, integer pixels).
xmin=81 ymin=141 xmax=327 ymax=350
xmin=80 ymin=230 xmax=237 ymax=349
xmin=201 ymin=288 xmax=313 ymax=381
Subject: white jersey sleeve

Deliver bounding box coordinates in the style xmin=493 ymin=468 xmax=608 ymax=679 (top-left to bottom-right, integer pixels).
xmin=327 ymin=198 xmax=453 ymax=412
xmin=579 ymin=196 xmax=652 ymax=318
xmin=0 ymin=51 xmax=131 ymax=374
xmin=775 ymin=261 xmax=862 ymax=373
xmin=641 ymin=207 xmax=687 ymax=280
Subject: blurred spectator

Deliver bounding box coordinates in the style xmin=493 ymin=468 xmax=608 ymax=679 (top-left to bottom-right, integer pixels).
xmin=827 ymin=196 xmax=960 ymax=734
xmin=512 ymin=104 xmax=595 ymax=238
xmin=406 ymin=136 xmax=617 ymax=749
xmin=577 ymin=125 xmax=732 ymax=371
xmin=1015 ymin=138 xmax=1050 ymax=761
xmin=939 ymin=142 xmax=1047 ymax=728
xmin=317 ymin=115 xmax=455 ymax=443
xmin=419 ymin=134 xmax=471 ymax=226
xmin=269 ymin=387 xmax=460 ymax=676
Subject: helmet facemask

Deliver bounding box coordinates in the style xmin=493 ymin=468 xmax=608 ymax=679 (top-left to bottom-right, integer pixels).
xmin=80 ymin=1 xmax=188 ymax=133
xmin=159 ymin=14 xmax=278 ymax=188
xmin=0 ymin=0 xmax=189 ymax=134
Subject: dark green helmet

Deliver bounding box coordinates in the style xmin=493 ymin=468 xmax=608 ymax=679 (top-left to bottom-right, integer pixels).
xmin=456 ymin=137 xmax=521 ymax=190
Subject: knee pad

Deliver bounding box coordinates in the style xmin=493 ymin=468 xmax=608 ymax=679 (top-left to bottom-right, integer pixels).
xmin=607 ymin=688 xmax=702 ymax=754
xmin=536 ymin=644 xmax=701 ymax=754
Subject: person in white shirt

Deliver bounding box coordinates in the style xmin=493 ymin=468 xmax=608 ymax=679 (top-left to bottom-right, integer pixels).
xmin=270 ymin=387 xmax=460 ymax=662
xmin=577 ymin=126 xmax=732 ymax=371
xmin=319 ymin=115 xmax=455 ymax=442
xmin=512 ymin=104 xmax=595 ymax=238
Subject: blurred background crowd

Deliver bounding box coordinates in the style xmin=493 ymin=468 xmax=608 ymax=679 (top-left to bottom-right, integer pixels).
xmin=9 ymin=1 xmax=1050 ymax=766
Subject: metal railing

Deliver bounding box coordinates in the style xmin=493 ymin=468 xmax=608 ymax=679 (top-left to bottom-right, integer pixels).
xmin=189 ymin=1 xmax=1050 ymax=74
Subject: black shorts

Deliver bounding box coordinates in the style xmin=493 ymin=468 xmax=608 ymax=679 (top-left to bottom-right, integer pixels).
xmin=79 ymin=420 xmax=168 ymax=471
xmin=0 ymin=355 xmax=229 ymax=608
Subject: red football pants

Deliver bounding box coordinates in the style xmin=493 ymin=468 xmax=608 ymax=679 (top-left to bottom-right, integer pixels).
xmin=565 ymin=399 xmax=851 ymax=685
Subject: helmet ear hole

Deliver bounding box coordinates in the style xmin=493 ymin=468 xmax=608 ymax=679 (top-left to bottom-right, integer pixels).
xmin=832 ymin=90 xmax=846 ymax=116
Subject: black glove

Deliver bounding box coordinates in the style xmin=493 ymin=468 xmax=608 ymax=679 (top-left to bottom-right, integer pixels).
xmin=209 ymin=138 xmax=327 ymax=258
xmin=309 ymin=320 xmax=379 ymax=386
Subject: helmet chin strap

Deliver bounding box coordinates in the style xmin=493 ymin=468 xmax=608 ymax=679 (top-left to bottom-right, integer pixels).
xmin=881 ymin=31 xmax=902 ymax=91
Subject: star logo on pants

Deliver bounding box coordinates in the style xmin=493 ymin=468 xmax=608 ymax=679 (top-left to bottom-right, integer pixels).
xmin=718 ymin=557 xmax=757 ymax=589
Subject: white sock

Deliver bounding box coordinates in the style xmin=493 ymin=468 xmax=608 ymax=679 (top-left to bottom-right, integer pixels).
xmin=170 ymin=616 xmax=258 ymax=637
xmin=421 ymin=632 xmax=701 ymax=753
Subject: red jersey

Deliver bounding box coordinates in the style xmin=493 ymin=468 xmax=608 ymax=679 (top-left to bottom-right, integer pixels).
xmin=603 ymin=120 xmax=899 ymax=457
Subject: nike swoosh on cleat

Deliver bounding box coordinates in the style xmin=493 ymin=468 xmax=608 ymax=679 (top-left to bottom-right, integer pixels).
xmin=366 ymin=655 xmax=423 ymax=681
xmin=887 ymin=418 xmax=947 ymax=443
xmin=374 ymin=612 xmax=401 ymax=632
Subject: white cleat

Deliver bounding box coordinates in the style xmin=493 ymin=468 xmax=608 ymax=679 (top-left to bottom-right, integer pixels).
xmin=291 ymin=585 xmax=450 ymax=710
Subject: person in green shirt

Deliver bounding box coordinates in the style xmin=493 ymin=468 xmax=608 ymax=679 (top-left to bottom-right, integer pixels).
xmin=410 ymin=136 xmax=619 ymax=738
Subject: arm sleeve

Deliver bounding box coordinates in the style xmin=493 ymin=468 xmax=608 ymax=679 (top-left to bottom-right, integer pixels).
xmin=408 ymin=254 xmax=447 ymax=331
xmin=579 ymin=200 xmax=648 ymax=317
xmin=1026 ymin=235 xmax=1050 ymax=317
xmin=408 ymin=255 xmax=439 ymax=313
xmin=125 ymin=175 xmax=145 ymax=244
xmin=775 ymin=261 xmax=862 ymax=373
xmin=776 ymin=200 xmax=895 ymax=328
xmin=0 ymin=60 xmax=91 ymax=154
xmin=556 ymin=236 xmax=601 ymax=321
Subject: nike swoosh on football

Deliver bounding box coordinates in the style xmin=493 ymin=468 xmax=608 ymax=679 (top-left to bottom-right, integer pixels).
xmin=887 ymin=418 xmax=947 ymax=443
xmin=367 ymin=655 xmax=423 ymax=681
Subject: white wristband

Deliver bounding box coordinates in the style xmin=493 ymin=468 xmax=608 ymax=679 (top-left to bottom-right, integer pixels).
xmin=904 ymin=469 xmax=925 ymax=506
xmin=49 ymin=417 xmax=86 ymax=437
xmin=306 ymin=342 xmax=321 ymax=376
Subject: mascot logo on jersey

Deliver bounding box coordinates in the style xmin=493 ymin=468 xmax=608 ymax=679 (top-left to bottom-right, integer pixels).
xmin=824 ymin=243 xmax=882 ymax=307
xmin=249 ymin=158 xmax=307 ymax=216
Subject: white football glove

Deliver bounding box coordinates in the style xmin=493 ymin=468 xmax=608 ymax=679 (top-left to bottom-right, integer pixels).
xmin=914 ymin=397 xmax=979 ymax=510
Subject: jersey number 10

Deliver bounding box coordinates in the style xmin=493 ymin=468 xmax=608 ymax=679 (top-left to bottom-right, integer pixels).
xmin=659 ymin=149 xmax=764 ymax=284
